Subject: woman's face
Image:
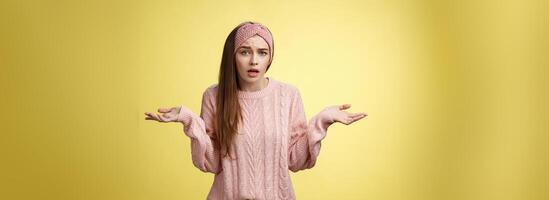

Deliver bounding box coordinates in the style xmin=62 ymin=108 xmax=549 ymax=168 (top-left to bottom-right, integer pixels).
xmin=235 ymin=35 xmax=271 ymax=85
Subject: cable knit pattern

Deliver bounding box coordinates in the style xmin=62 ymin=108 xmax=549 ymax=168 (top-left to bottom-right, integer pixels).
xmin=177 ymin=77 xmax=336 ymax=200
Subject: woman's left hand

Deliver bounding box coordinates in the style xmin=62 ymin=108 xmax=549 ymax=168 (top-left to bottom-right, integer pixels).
xmin=323 ymin=104 xmax=368 ymax=125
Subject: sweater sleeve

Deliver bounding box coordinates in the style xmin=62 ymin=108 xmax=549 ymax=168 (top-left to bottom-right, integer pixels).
xmin=287 ymin=89 xmax=336 ymax=172
xmin=177 ymin=88 xmax=221 ymax=174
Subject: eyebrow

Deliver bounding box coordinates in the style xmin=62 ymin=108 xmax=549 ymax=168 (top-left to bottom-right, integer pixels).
xmin=239 ymin=46 xmax=270 ymax=51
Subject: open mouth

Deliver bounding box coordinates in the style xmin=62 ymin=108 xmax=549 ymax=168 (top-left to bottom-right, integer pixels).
xmin=247 ymin=69 xmax=260 ymax=77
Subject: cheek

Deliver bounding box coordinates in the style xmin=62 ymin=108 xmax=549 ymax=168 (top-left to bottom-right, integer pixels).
xmin=235 ymin=56 xmax=246 ymax=69
xmin=261 ymin=54 xmax=271 ymax=62
xmin=235 ymin=63 xmax=245 ymax=74
xmin=260 ymin=56 xmax=271 ymax=67
xmin=235 ymin=56 xmax=242 ymax=64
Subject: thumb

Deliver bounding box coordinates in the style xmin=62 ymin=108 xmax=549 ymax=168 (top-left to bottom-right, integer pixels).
xmin=158 ymin=107 xmax=171 ymax=113
xmin=174 ymin=106 xmax=182 ymax=113
xmin=339 ymin=104 xmax=351 ymax=110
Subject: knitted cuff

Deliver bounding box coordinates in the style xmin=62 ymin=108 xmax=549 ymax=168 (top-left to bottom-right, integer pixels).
xmin=177 ymin=106 xmax=194 ymax=126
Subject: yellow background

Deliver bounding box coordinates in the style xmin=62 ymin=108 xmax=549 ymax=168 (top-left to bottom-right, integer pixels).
xmin=1 ymin=0 xmax=547 ymax=199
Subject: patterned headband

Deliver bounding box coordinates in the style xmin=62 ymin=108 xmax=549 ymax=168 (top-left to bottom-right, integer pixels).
xmin=234 ymin=23 xmax=274 ymax=64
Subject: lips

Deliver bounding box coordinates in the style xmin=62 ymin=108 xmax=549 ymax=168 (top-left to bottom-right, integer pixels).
xmin=247 ymin=69 xmax=260 ymax=78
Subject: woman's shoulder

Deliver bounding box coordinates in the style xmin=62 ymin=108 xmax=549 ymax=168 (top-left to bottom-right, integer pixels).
xmin=200 ymin=83 xmax=218 ymax=99
xmin=206 ymin=83 xmax=219 ymax=92
xmin=273 ymin=78 xmax=300 ymax=96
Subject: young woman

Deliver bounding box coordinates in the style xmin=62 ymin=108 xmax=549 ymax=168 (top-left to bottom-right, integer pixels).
xmin=144 ymin=21 xmax=367 ymax=200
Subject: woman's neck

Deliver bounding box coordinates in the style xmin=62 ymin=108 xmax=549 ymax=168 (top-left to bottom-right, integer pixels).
xmin=239 ymin=77 xmax=269 ymax=92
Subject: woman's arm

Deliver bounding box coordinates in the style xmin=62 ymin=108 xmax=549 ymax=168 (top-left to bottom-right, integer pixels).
xmin=287 ymin=89 xmax=334 ymax=172
xmin=287 ymin=89 xmax=367 ymax=172
xmin=177 ymin=88 xmax=221 ymax=174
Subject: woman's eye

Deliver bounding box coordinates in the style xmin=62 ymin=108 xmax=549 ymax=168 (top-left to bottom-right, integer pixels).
xmin=240 ymin=51 xmax=267 ymax=56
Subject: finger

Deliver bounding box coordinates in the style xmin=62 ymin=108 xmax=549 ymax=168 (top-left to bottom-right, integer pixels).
xmin=158 ymin=108 xmax=170 ymax=113
xmin=339 ymin=104 xmax=351 ymax=110
xmin=148 ymin=113 xmax=160 ymax=121
xmin=157 ymin=114 xmax=168 ymax=122
xmin=352 ymin=115 xmax=366 ymax=122
xmin=163 ymin=113 xmax=174 ymax=120
xmin=146 ymin=112 xmax=157 ymax=119
xmin=145 ymin=115 xmax=158 ymax=121
xmin=346 ymin=119 xmax=354 ymax=125
xmin=156 ymin=114 xmax=164 ymax=122
xmin=349 ymin=112 xmax=367 ymax=118
xmin=350 ymin=115 xmax=367 ymax=124
xmin=340 ymin=117 xmax=352 ymax=125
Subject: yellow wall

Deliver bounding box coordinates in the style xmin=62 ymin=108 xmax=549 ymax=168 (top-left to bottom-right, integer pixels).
xmin=1 ymin=0 xmax=547 ymax=199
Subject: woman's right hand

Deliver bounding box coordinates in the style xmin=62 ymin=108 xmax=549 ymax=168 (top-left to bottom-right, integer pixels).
xmin=144 ymin=106 xmax=182 ymax=123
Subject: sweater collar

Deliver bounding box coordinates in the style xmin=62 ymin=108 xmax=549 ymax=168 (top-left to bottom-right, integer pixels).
xmin=237 ymin=77 xmax=276 ymax=99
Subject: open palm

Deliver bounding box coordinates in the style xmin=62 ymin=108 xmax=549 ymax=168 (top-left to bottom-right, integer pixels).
xmin=324 ymin=104 xmax=368 ymax=125
xmin=144 ymin=106 xmax=182 ymax=123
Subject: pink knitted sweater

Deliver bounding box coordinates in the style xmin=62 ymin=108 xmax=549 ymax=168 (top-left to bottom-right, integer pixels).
xmin=177 ymin=77 xmax=336 ymax=200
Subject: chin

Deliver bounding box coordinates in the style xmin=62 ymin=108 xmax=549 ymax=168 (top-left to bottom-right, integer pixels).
xmin=240 ymin=74 xmax=264 ymax=83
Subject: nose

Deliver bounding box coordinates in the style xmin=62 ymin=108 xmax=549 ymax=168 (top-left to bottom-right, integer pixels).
xmin=250 ymin=53 xmax=259 ymax=65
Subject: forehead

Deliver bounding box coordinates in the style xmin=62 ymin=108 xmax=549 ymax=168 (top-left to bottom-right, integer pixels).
xmin=240 ymin=35 xmax=269 ymax=49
